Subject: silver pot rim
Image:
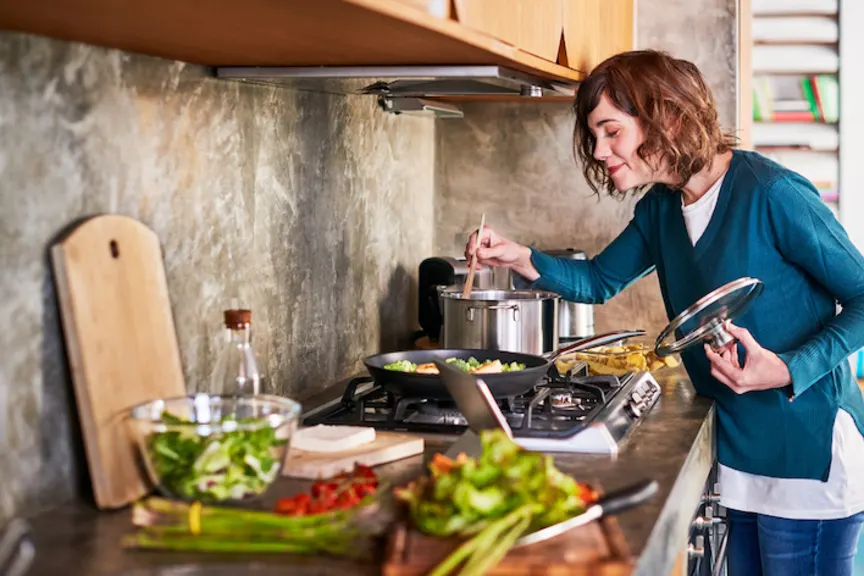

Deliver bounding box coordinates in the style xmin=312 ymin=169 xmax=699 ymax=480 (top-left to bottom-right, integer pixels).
xmin=438 ymin=287 xmax=561 ymax=302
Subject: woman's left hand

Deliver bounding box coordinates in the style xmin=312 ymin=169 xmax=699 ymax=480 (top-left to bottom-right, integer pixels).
xmin=704 ymin=323 xmax=792 ymax=394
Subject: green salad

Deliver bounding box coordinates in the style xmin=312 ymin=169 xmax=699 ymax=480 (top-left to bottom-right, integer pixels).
xmin=383 ymin=357 xmax=526 ymax=374
xmin=146 ymin=412 xmax=286 ymax=501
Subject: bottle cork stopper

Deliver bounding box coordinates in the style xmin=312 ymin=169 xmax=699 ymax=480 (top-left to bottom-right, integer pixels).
xmin=224 ymin=309 xmax=252 ymax=329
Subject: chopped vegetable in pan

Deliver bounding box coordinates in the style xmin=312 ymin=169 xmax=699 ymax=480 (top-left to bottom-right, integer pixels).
xmin=383 ymin=357 xmax=526 ymax=375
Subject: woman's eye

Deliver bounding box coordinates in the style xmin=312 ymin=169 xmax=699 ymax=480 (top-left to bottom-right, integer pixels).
xmin=608 ymin=130 xmax=619 ymax=138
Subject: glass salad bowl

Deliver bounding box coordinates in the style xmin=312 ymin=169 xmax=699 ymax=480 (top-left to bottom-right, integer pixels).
xmin=555 ymin=335 xmax=680 ymax=377
xmin=127 ymin=394 xmax=301 ymax=504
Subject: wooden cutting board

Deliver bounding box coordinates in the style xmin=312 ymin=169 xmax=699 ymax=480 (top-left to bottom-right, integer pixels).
xmin=282 ymin=431 xmax=424 ymax=479
xmin=51 ymin=215 xmax=186 ymax=510
xmin=383 ymin=516 xmax=633 ymax=576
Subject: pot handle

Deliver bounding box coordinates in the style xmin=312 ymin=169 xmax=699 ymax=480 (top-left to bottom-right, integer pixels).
xmin=465 ymin=304 xmax=520 ymax=322
xmin=543 ymin=329 xmax=647 ymax=361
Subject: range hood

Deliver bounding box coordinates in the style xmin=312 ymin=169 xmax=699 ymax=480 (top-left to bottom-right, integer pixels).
xmin=215 ymin=65 xmax=578 ymax=118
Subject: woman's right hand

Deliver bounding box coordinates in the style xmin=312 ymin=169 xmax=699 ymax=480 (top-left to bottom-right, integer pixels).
xmin=465 ymin=227 xmax=540 ymax=282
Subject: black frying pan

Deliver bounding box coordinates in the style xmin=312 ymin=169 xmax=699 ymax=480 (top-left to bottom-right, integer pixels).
xmin=363 ymin=330 xmax=646 ymax=400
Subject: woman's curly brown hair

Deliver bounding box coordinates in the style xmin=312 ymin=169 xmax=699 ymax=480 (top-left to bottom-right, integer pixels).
xmin=574 ymin=50 xmax=738 ymax=198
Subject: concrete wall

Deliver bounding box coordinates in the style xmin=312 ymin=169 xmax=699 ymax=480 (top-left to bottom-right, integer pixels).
xmin=0 ymin=33 xmax=435 ymax=524
xmin=434 ymin=0 xmax=738 ymax=335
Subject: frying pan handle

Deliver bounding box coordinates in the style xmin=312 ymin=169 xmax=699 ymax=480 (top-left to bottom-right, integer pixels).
xmin=597 ymin=479 xmax=659 ymax=517
xmin=543 ymin=329 xmax=648 ymax=361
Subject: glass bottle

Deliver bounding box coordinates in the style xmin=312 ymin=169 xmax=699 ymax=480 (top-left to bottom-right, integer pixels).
xmin=211 ymin=309 xmax=261 ymax=396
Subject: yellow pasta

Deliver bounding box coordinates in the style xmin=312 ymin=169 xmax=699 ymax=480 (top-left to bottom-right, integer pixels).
xmin=556 ymin=343 xmax=679 ymax=376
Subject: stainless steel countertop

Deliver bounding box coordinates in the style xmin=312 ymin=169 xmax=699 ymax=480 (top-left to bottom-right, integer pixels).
xmin=24 ymin=369 xmax=714 ymax=576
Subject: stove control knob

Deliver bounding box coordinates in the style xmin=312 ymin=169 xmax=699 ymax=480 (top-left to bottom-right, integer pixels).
xmin=626 ymin=401 xmax=642 ymax=418
xmin=631 ymin=392 xmax=643 ymax=404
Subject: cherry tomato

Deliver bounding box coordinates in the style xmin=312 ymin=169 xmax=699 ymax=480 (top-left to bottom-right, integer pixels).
xmin=273 ymin=466 xmax=379 ymax=516
xmin=354 ymin=464 xmax=377 ymax=479
xmin=274 ymin=498 xmax=297 ymax=515
xmin=312 ymin=481 xmax=338 ymax=498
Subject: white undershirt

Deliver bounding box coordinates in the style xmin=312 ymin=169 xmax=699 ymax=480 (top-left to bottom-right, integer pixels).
xmin=681 ymin=172 xmax=864 ymax=520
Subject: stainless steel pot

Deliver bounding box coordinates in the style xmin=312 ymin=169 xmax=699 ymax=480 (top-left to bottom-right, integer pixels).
xmin=439 ymin=288 xmax=560 ymax=354
xmin=543 ymin=249 xmax=595 ymax=339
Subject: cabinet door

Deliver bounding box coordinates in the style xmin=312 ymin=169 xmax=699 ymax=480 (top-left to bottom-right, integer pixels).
xmin=563 ymin=0 xmax=634 ymax=73
xmin=452 ymin=0 xmax=520 ymax=45
xmin=391 ymin=0 xmax=452 ymax=18
xmin=453 ymin=0 xmax=563 ymax=62
xmin=518 ymin=0 xmax=564 ymax=62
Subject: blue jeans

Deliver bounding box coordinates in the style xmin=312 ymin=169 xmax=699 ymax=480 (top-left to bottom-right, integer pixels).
xmin=726 ymin=508 xmax=864 ymax=575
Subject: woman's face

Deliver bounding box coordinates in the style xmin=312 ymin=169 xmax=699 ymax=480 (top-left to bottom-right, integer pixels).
xmin=588 ymin=93 xmax=659 ymax=191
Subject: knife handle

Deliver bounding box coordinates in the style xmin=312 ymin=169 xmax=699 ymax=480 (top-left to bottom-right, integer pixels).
xmin=598 ymin=479 xmax=659 ymax=516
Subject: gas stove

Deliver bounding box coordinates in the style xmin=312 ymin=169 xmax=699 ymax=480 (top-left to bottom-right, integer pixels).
xmin=302 ymin=365 xmax=662 ymax=454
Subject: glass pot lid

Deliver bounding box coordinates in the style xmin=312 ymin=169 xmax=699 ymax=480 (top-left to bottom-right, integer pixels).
xmin=655 ymin=277 xmax=764 ymax=357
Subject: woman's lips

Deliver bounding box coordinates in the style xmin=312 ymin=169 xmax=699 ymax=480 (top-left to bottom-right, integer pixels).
xmin=608 ymin=164 xmax=624 ymax=176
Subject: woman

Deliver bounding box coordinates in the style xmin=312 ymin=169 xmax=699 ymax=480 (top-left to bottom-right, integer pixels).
xmin=466 ymin=50 xmax=864 ymax=575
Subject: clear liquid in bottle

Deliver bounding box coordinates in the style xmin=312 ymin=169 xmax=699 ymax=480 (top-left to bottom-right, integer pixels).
xmin=211 ymin=309 xmax=261 ymax=396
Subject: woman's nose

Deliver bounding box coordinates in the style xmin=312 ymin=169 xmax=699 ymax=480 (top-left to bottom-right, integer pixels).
xmin=593 ymin=139 xmax=609 ymax=161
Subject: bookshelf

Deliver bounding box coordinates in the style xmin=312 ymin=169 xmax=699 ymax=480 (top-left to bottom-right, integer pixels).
xmin=838 ymin=0 xmax=864 ymax=251
xmin=750 ymin=0 xmax=843 ymax=220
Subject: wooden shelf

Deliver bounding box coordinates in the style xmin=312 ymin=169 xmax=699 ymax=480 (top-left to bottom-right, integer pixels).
xmin=756 ymin=145 xmax=838 ymax=152
xmin=755 ymin=120 xmax=838 ymax=125
xmin=754 ymin=40 xmax=838 ymax=46
xmin=754 ymin=70 xmax=838 ymax=76
xmin=0 ymin=0 xmax=585 ymax=83
xmin=753 ymin=12 xmax=838 ymax=18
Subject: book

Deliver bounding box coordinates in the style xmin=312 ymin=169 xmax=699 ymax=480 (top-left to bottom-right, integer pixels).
xmin=773 ymin=99 xmax=812 ymax=112
xmin=773 ymin=110 xmax=818 ymax=122
xmin=814 ymin=75 xmax=839 ymax=123
xmin=801 ymin=77 xmax=822 ymax=122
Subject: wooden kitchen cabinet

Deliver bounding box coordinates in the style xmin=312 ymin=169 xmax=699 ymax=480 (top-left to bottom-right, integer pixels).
xmin=0 ymin=0 xmax=581 ymax=82
xmin=391 ymin=0 xmax=453 ymax=18
xmin=0 ymin=0 xmax=631 ymax=87
xmin=518 ymin=0 xmax=565 ymax=62
xmin=452 ymin=0 xmax=563 ymax=63
xmin=452 ymin=0 xmax=520 ymax=47
xmin=562 ymin=0 xmax=634 ymax=72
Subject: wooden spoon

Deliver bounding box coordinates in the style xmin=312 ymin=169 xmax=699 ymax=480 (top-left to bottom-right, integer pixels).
xmin=461 ymin=214 xmax=486 ymax=299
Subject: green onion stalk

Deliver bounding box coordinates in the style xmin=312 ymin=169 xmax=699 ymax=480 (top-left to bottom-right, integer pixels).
xmin=428 ymin=504 xmax=534 ymax=576
xmin=124 ymin=496 xmax=382 ymax=557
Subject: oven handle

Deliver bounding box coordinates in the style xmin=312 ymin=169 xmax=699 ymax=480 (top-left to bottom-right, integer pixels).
xmin=712 ymin=521 xmax=729 ymax=576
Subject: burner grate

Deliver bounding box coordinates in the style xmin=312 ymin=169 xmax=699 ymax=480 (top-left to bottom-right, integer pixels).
xmin=303 ymin=369 xmax=634 ymax=437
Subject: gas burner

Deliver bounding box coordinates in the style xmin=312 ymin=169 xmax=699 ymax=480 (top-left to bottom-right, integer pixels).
xmin=548 ymin=391 xmax=595 ymax=411
xmin=550 ymin=391 xmax=576 ymax=408
xmin=301 ymin=368 xmax=661 ymax=453
xmin=407 ymin=402 xmax=468 ymax=426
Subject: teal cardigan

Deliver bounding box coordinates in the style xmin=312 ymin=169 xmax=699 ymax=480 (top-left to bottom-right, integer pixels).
xmin=530 ymin=150 xmax=864 ymax=481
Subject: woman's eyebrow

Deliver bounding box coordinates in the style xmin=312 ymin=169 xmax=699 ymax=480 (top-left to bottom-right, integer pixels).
xmin=594 ymin=118 xmax=618 ymax=128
